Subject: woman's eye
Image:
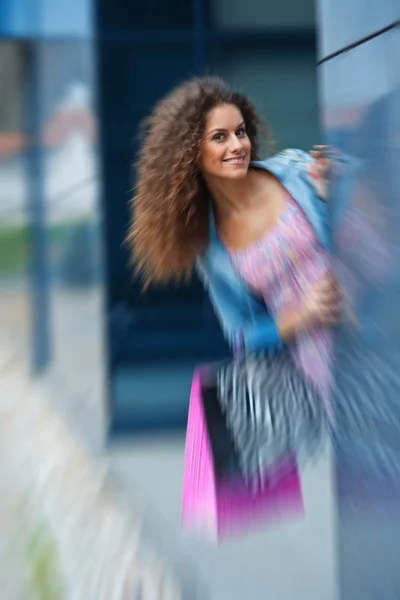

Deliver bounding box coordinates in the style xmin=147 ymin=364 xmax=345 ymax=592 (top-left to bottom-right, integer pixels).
xmin=212 ymin=133 xmax=225 ymax=142
xmin=236 ymin=128 xmax=246 ymax=137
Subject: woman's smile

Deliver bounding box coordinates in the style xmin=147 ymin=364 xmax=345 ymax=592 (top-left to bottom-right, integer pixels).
xmin=223 ymin=155 xmax=246 ymax=165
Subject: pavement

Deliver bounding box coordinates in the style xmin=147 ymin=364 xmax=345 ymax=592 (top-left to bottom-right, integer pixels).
xmin=1 ymin=284 xmax=340 ymax=599
xmin=0 ymin=286 xmax=185 ymax=599
xmin=110 ymin=435 xmax=339 ymax=600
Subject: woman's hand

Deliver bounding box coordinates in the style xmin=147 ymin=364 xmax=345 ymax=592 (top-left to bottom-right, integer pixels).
xmin=307 ymin=145 xmax=331 ymax=201
xmin=301 ymin=272 xmax=342 ymax=328
xmin=276 ymin=272 xmax=341 ymax=341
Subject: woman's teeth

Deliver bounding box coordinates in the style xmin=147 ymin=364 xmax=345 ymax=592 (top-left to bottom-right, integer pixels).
xmin=224 ymin=157 xmax=244 ymax=163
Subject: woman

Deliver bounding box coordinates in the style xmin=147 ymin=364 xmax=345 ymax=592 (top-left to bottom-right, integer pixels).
xmin=127 ymin=76 xmax=340 ymax=406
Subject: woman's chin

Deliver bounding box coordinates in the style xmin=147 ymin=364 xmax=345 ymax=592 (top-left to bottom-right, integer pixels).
xmin=220 ymin=166 xmax=249 ymax=180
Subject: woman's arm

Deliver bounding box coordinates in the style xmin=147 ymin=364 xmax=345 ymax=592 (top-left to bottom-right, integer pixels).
xmin=196 ymin=259 xmax=284 ymax=353
xmin=199 ymin=267 xmax=338 ymax=354
xmin=242 ymin=308 xmax=307 ymax=352
xmin=241 ymin=314 xmax=283 ymax=353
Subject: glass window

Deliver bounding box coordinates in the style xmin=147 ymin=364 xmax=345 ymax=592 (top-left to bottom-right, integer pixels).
xmin=0 ymin=42 xmax=25 ymax=133
xmin=40 ymin=0 xmax=93 ymax=37
xmin=0 ymin=0 xmax=92 ymax=38
xmin=98 ymin=42 xmax=195 ymax=147
xmin=0 ymin=41 xmax=28 ymax=275
xmin=97 ymin=0 xmax=193 ymax=32
xmin=98 ymin=42 xmax=209 ymax=353
xmin=0 ymin=42 xmax=32 ymax=367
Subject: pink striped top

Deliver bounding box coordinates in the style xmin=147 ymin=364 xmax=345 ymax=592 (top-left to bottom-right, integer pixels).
xmin=230 ymin=195 xmax=332 ymax=405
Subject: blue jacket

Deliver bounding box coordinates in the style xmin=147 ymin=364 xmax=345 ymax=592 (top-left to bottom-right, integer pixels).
xmin=196 ymin=149 xmax=330 ymax=353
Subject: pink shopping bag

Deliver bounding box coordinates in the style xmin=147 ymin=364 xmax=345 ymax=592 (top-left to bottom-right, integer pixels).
xmin=181 ymin=366 xmax=304 ymax=543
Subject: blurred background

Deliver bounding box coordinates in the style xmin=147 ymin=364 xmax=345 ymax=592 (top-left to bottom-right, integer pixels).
xmin=1 ymin=0 xmax=400 ymax=598
xmin=0 ymin=0 xmax=320 ymax=434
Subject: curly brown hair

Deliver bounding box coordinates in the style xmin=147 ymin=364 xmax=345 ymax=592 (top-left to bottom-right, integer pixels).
xmin=126 ymin=76 xmax=271 ymax=288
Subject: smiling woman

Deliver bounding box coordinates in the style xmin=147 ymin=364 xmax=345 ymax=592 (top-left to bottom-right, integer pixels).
xmin=127 ymin=77 xmax=267 ymax=288
xmin=127 ymin=76 xmax=340 ymax=358
xmin=128 ymin=76 xmax=341 ymax=539
xmin=200 ymin=105 xmax=251 ymax=176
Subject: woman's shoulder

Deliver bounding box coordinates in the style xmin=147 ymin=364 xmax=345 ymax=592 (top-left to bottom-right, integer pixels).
xmin=253 ymin=148 xmax=320 ymax=197
xmin=253 ymin=148 xmax=313 ymax=174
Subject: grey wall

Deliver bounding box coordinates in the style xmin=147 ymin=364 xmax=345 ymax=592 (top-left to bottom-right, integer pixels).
xmin=317 ymin=2 xmax=400 ymax=598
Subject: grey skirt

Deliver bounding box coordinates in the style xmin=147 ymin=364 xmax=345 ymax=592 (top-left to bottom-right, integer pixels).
xmin=217 ymin=352 xmax=328 ymax=492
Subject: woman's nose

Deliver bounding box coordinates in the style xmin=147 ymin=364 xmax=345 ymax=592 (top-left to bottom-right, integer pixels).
xmin=228 ymin=134 xmax=243 ymax=152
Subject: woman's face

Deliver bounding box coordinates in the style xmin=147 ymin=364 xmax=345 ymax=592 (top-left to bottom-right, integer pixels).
xmin=200 ymin=103 xmax=251 ymax=180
